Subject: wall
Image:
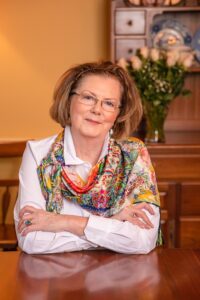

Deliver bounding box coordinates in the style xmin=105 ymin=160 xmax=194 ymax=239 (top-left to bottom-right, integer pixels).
xmin=0 ymin=0 xmax=110 ymax=223
xmin=0 ymin=0 xmax=109 ymax=141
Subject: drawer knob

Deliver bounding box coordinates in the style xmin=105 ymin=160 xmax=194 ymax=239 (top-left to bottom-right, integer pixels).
xmin=128 ymin=48 xmax=133 ymax=54
xmin=127 ymin=20 xmax=133 ymax=27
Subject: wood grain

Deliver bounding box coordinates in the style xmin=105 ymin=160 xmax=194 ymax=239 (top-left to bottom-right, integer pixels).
xmin=0 ymin=248 xmax=200 ymax=300
xmin=0 ymin=141 xmax=26 ymax=157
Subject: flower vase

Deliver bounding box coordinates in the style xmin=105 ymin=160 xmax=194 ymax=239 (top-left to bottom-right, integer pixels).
xmin=143 ymin=102 xmax=168 ymax=143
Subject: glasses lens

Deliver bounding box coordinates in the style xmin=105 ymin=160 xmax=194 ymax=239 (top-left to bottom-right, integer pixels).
xmin=79 ymin=92 xmax=96 ymax=106
xmin=102 ymin=100 xmax=117 ymax=112
xmin=76 ymin=91 xmax=119 ymax=112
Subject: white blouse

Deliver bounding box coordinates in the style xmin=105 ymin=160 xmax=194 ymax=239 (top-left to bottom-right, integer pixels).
xmin=14 ymin=126 xmax=160 ymax=255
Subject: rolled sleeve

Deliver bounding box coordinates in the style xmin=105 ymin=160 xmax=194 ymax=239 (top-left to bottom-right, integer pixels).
xmin=84 ymin=205 xmax=160 ymax=254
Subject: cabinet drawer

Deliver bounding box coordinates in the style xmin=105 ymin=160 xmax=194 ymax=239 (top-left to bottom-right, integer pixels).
xmin=179 ymin=217 xmax=200 ymax=249
xmin=180 ymin=183 xmax=200 ymax=216
xmin=115 ymin=11 xmax=145 ymax=35
xmin=151 ymin=156 xmax=200 ymax=180
xmin=116 ymin=39 xmax=145 ymax=60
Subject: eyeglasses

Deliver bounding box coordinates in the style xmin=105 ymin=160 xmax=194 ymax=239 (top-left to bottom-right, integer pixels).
xmin=71 ymin=90 xmax=121 ymax=112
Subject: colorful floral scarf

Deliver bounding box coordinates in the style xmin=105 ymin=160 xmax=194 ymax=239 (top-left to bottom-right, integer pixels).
xmin=37 ymin=130 xmax=160 ymax=217
xmin=37 ymin=130 xmax=162 ymax=245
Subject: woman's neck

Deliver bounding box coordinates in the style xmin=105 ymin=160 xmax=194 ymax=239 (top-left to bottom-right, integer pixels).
xmin=70 ymin=129 xmax=106 ymax=166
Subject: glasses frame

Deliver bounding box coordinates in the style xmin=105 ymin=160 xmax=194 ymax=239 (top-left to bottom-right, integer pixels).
xmin=71 ymin=90 xmax=121 ymax=112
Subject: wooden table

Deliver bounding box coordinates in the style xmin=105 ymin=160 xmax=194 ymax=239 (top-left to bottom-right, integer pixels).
xmin=0 ymin=248 xmax=200 ymax=300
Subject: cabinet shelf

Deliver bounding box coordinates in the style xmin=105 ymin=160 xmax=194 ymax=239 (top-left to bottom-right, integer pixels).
xmin=118 ymin=6 xmax=200 ymax=12
xmin=160 ymin=6 xmax=200 ymax=12
xmin=189 ymin=65 xmax=200 ymax=73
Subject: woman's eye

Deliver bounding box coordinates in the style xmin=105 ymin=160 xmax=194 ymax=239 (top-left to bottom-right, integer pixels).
xmin=104 ymin=100 xmax=115 ymax=107
xmin=83 ymin=95 xmax=93 ymax=101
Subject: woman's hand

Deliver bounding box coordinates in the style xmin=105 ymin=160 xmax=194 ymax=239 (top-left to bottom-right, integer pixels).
xmin=18 ymin=205 xmax=66 ymax=236
xmin=111 ymin=202 xmax=155 ymax=229
xmin=18 ymin=205 xmax=89 ymax=237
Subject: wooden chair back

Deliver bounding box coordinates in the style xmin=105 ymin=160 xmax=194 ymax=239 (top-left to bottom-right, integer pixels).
xmin=0 ymin=179 xmax=19 ymax=250
xmin=0 ymin=141 xmax=26 ymax=251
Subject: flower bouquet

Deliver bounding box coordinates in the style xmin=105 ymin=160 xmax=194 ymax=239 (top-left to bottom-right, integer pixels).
xmin=118 ymin=47 xmax=194 ymax=142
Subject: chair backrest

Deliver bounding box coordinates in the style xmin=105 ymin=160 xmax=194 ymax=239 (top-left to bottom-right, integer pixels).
xmin=0 ymin=179 xmax=19 ymax=225
xmin=0 ymin=141 xmax=26 ymax=250
xmin=0 ymin=179 xmax=19 ymax=250
xmin=0 ymin=141 xmax=26 ymax=224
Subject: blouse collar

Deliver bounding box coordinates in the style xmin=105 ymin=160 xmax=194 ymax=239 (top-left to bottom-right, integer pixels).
xmin=63 ymin=125 xmax=109 ymax=166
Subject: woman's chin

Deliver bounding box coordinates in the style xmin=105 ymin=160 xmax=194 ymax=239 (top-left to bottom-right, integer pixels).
xmin=82 ymin=131 xmax=103 ymax=139
xmin=79 ymin=127 xmax=106 ymax=140
xmin=71 ymin=123 xmax=109 ymax=140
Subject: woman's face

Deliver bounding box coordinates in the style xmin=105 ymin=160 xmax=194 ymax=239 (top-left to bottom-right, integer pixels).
xmin=69 ymin=75 xmax=121 ymax=141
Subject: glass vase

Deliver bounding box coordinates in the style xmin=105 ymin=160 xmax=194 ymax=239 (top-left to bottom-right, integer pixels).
xmin=143 ymin=102 xmax=168 ymax=143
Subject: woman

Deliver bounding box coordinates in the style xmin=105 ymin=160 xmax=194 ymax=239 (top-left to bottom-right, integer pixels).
xmin=14 ymin=61 xmax=161 ymax=254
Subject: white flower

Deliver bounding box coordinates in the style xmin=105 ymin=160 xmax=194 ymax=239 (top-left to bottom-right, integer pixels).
xmin=150 ymin=48 xmax=159 ymax=62
xmin=178 ymin=52 xmax=194 ymax=68
xmin=140 ymin=46 xmax=149 ymax=59
xmin=166 ymin=50 xmax=179 ymax=64
xmin=181 ymin=53 xmax=194 ymax=68
xmin=117 ymin=58 xmax=128 ymax=70
xmin=125 ymin=47 xmax=189 ymax=102
xmin=178 ymin=52 xmax=188 ymax=64
xmin=167 ymin=57 xmax=177 ymax=67
xmin=153 ymin=100 xmax=161 ymax=106
xmin=129 ymin=0 xmax=140 ymax=5
xmin=130 ymin=56 xmax=142 ymax=70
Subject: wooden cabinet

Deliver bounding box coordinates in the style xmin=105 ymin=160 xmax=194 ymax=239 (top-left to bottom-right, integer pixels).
xmin=148 ymin=132 xmax=200 ymax=248
xmin=179 ymin=182 xmax=200 ymax=248
xmin=110 ymin=0 xmax=200 ymax=131
xmin=114 ymin=9 xmax=146 ymax=60
xmin=111 ymin=1 xmax=200 ymax=248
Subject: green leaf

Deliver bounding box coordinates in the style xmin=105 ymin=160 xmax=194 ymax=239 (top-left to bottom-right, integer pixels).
xmin=181 ymin=89 xmax=191 ymax=96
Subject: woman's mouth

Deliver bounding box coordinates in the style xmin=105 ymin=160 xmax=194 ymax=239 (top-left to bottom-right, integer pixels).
xmin=85 ymin=118 xmax=101 ymax=124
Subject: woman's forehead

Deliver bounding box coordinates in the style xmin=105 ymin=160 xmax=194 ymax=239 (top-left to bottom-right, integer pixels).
xmin=76 ymin=74 xmax=122 ymax=98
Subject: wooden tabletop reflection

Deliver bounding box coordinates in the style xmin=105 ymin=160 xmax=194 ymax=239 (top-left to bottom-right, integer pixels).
xmin=0 ymin=248 xmax=200 ymax=300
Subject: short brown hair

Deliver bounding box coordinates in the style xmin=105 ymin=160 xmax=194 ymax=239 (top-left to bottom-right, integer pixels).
xmin=50 ymin=61 xmax=142 ymax=139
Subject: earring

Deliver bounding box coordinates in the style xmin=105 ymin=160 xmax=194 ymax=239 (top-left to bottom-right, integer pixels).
xmin=109 ymin=128 xmax=114 ymax=137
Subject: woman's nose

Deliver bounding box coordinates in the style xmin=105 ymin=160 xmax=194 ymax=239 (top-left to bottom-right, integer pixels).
xmin=90 ymin=99 xmax=102 ymax=114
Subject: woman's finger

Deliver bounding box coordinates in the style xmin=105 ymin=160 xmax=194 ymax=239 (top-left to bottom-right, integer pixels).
xmin=126 ymin=215 xmax=151 ymax=229
xmin=132 ymin=208 xmax=154 ymax=228
xmin=19 ymin=205 xmax=37 ymax=218
xmin=18 ymin=220 xmax=24 ymax=232
xmin=21 ymin=224 xmax=38 ymax=236
xmin=22 ymin=214 xmax=34 ymax=221
xmin=134 ymin=202 xmax=155 ymax=215
xmin=18 ymin=220 xmax=32 ymax=233
xmin=18 ymin=214 xmax=34 ymax=233
xmin=134 ymin=210 xmax=153 ymax=227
